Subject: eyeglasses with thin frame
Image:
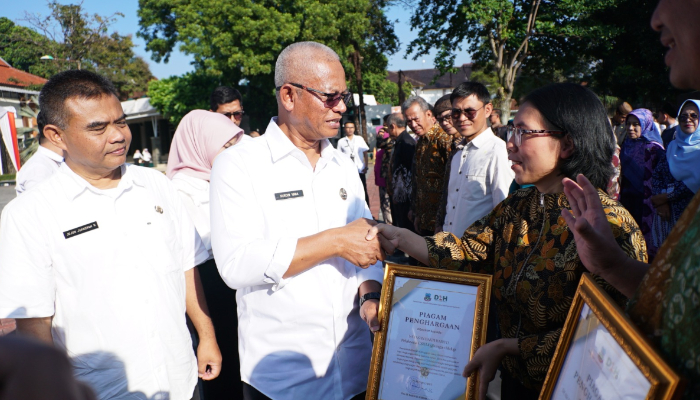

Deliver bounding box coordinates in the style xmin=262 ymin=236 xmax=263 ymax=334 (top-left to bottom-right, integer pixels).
xmin=222 ymin=111 xmax=245 ymax=120
xmin=451 ymin=104 xmax=486 ymax=120
xmin=436 ymin=112 xmax=453 ymax=124
xmin=276 ymin=82 xmax=353 ymax=108
xmin=679 ymin=112 xmax=700 ymax=122
xmin=507 ymin=126 xmax=567 ymax=146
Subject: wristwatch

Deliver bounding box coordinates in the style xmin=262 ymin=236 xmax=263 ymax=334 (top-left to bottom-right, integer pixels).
xmin=359 ymin=292 xmax=382 ymax=307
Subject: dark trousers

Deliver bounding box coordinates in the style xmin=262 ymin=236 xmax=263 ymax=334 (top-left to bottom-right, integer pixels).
xmin=197 ymin=259 xmax=243 ymax=400
xmin=243 ymin=383 xmax=366 ymax=400
xmin=391 ymin=201 xmax=413 ymax=231
xmin=499 ymin=370 xmax=541 ymax=400
xmin=359 ymin=172 xmax=369 ymax=209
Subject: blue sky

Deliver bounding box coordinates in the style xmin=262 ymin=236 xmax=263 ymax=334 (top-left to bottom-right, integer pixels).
xmin=2 ymin=0 xmax=472 ymax=79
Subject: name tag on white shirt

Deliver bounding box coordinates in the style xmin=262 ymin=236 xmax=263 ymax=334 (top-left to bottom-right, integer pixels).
xmin=274 ymin=190 xmax=304 ymax=200
xmin=63 ymin=221 xmax=99 ymax=239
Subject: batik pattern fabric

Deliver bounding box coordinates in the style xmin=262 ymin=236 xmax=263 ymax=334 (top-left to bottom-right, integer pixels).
xmin=425 ymin=187 xmax=647 ymax=391
xmin=628 ymin=190 xmax=700 ymax=399
xmin=607 ymin=143 xmax=621 ymax=200
xmin=410 ymin=124 xmax=453 ymax=232
xmin=652 ymin=155 xmax=695 ymax=224
xmin=436 ymin=138 xmax=466 ymax=231
xmin=380 ymin=137 xmax=396 ymax=196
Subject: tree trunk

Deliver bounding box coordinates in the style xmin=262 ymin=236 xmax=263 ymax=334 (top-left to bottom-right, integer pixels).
xmin=352 ymin=47 xmax=368 ymax=144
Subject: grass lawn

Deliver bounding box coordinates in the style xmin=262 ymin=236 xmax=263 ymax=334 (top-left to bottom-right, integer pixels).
xmin=0 ymin=174 xmax=16 ymax=181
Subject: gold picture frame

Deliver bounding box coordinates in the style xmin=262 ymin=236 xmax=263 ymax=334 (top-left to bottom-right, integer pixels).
xmin=366 ymin=263 xmax=492 ymax=400
xmin=540 ymin=273 xmax=683 ymax=400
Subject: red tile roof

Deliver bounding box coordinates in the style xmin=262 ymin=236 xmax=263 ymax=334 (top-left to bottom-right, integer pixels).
xmin=0 ymin=58 xmax=47 ymax=88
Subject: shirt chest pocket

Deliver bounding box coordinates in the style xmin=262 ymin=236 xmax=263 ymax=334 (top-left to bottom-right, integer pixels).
xmin=462 ymin=161 xmax=488 ymax=200
xmin=133 ymin=210 xmax=181 ymax=274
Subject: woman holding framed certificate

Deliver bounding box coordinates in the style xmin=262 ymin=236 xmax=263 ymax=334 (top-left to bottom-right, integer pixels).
xmin=368 ymin=83 xmax=648 ymax=400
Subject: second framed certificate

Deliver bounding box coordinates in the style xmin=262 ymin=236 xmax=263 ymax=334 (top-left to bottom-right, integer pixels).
xmin=366 ymin=263 xmax=492 ymax=400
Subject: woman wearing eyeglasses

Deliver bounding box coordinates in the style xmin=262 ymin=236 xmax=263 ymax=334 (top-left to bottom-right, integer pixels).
xmin=650 ymin=100 xmax=700 ymax=247
xmin=619 ymin=108 xmax=666 ymax=259
xmin=367 ymin=83 xmax=646 ymax=400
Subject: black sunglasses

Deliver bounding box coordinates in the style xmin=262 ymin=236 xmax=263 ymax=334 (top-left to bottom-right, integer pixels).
xmin=222 ymin=111 xmax=245 ymax=119
xmin=276 ymin=82 xmax=353 ymax=108
xmin=451 ymin=105 xmax=486 ymax=120
xmin=679 ymin=113 xmax=699 ymax=122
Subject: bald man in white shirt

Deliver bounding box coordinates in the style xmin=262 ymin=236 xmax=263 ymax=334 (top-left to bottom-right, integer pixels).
xmin=210 ymin=41 xmax=384 ymax=400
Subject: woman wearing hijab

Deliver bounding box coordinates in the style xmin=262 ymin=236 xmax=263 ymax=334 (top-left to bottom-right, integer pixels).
xmin=166 ymin=110 xmax=244 ymax=399
xmin=651 ymin=100 xmax=700 ymax=244
xmin=367 ymin=83 xmax=646 ymax=400
xmin=619 ymin=108 xmax=666 ymax=259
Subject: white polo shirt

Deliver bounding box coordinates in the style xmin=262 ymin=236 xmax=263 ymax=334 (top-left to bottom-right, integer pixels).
xmin=0 ymin=163 xmax=208 ymax=400
xmin=210 ymin=118 xmax=383 ymax=400
xmin=337 ymin=135 xmax=369 ymax=173
xmin=15 ymin=145 xmax=64 ymax=195
xmin=443 ymin=128 xmax=513 ymax=236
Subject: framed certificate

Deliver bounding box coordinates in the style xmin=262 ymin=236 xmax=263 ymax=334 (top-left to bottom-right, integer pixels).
xmin=366 ymin=263 xmax=492 ymax=400
xmin=540 ymin=273 xmax=682 ymax=400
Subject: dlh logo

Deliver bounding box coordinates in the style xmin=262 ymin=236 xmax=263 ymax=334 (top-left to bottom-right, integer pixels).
xmin=433 ymin=294 xmax=448 ymax=302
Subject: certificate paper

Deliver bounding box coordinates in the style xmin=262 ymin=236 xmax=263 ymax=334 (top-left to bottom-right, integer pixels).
xmin=377 ymin=276 xmax=478 ymax=400
xmin=551 ymin=304 xmax=651 ymax=400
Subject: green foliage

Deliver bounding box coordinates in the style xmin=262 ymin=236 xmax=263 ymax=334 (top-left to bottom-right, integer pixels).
xmin=1 ymin=3 xmax=154 ymax=100
xmin=407 ymin=0 xmax=621 ymax=116
xmin=586 ymin=0 xmax=680 ymax=107
xmin=138 ymin=0 xmax=399 ymax=128
xmin=147 ymin=71 xmax=219 ymax=125
xmin=360 ymin=71 xmax=412 ymax=105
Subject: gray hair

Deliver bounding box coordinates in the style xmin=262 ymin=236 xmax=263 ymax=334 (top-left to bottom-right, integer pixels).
xmin=401 ymin=96 xmax=431 ymax=114
xmin=386 ymin=113 xmax=406 ymax=128
xmin=274 ymin=42 xmax=340 ymax=87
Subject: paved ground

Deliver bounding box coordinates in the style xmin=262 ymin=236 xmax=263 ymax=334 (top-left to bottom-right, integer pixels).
xmin=0 ymin=184 xmax=14 ymax=216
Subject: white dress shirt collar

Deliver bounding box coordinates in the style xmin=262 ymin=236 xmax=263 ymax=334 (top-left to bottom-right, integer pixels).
xmin=37 ymin=144 xmax=64 ymax=162
xmin=58 ymin=163 xmax=145 ymax=200
xmin=265 ymin=117 xmax=338 ymax=167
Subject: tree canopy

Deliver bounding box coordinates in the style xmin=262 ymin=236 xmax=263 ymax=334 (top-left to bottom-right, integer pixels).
xmin=0 ymin=3 xmax=154 ymax=100
xmin=406 ymin=0 xmax=620 ymax=120
xmin=138 ymin=0 xmax=401 ymax=130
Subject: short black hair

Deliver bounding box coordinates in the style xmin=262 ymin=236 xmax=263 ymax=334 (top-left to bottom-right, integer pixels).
xmin=386 ymin=113 xmax=406 ymax=129
xmin=433 ymin=94 xmax=453 ymax=116
xmin=36 ymin=111 xmax=47 ymax=140
xmin=344 ymin=121 xmax=355 ymax=126
xmin=38 ymin=70 xmax=119 ymax=130
xmin=658 ymin=101 xmax=677 ymax=117
xmin=210 ymin=86 xmax=242 ymax=112
xmin=523 ymin=83 xmax=614 ymax=189
xmin=450 ymin=81 xmax=491 ymax=106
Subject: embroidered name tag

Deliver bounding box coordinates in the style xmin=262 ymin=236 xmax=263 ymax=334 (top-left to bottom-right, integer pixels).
xmin=63 ymin=222 xmax=99 ymax=239
xmin=274 ymin=190 xmax=304 ymax=201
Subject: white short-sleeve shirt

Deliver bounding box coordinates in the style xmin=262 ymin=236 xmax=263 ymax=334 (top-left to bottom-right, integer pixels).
xmin=210 ymin=118 xmax=383 ymax=400
xmin=15 ymin=145 xmax=64 ymax=195
xmin=337 ymin=135 xmax=369 ymax=173
xmin=443 ymin=128 xmax=513 ymax=235
xmin=0 ymin=163 xmax=208 ymax=400
xmin=171 ymin=172 xmax=213 ymax=259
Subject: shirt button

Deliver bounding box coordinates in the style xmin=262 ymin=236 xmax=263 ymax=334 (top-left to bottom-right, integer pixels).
xmin=449 ymin=222 xmax=452 ymax=225
xmin=456 ymin=189 xmax=459 ymax=192
xmin=452 ymin=206 xmax=455 ymax=209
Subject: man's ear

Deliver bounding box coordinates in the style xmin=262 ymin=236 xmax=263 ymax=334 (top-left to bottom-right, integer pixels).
xmin=43 ymin=124 xmax=68 ymax=152
xmin=484 ymin=103 xmax=494 ymax=119
xmin=560 ymin=134 xmax=575 ymax=159
xmin=278 ymin=85 xmax=296 ymax=112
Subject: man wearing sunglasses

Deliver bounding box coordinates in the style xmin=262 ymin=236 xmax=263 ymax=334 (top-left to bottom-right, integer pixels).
xmin=209 ymin=41 xmax=383 ymax=400
xmin=440 ymin=82 xmax=513 ymax=236
xmin=402 ymin=96 xmax=453 ymax=236
xmin=210 ymin=86 xmax=246 ymax=127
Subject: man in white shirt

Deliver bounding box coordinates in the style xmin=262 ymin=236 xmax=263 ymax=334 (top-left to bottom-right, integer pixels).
xmin=15 ymin=113 xmax=64 ymax=195
xmin=337 ymin=121 xmax=370 ymax=206
xmin=0 ymin=70 xmax=221 ymax=400
xmin=210 ymin=41 xmax=384 ymax=400
xmin=210 ymin=86 xmax=245 ymax=127
xmin=441 ymin=81 xmax=513 ymax=236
